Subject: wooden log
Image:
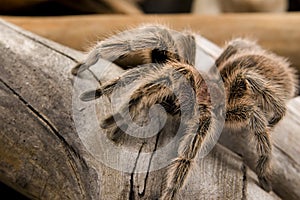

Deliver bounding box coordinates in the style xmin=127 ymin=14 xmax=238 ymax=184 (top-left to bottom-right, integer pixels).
xmin=2 ymin=13 xmax=300 ymax=73
xmin=0 ymin=19 xmax=297 ymax=199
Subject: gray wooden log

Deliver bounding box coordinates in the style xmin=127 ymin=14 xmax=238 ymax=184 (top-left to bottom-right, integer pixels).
xmin=0 ymin=19 xmax=297 ymax=200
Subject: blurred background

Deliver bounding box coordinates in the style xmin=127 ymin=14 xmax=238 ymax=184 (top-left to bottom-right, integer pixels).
xmin=0 ymin=0 xmax=300 ymax=15
xmin=1 ymin=0 xmax=300 ymax=53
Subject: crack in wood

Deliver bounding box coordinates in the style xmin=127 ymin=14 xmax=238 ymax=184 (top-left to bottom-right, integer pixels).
xmin=0 ymin=78 xmax=88 ymax=198
xmin=68 ymin=158 xmax=86 ymax=199
xmin=129 ymin=142 xmax=145 ymax=200
xmin=241 ymin=163 xmax=247 ymax=200
xmin=138 ymin=131 xmax=162 ymax=197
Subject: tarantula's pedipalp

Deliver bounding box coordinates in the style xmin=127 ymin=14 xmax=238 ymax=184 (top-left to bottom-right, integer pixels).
xmin=74 ymin=24 xmax=299 ymax=199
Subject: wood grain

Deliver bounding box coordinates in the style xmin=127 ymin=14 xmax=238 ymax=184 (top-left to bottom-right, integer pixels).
xmin=0 ymin=20 xmax=96 ymax=200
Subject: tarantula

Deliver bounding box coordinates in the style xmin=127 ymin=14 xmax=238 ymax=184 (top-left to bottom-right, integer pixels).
xmin=72 ymin=24 xmax=298 ymax=199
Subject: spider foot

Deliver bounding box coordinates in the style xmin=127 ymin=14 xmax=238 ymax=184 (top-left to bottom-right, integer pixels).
xmin=100 ymin=107 xmax=153 ymax=142
xmin=100 ymin=113 xmax=127 ymax=142
xmin=107 ymin=126 xmax=126 ymax=143
xmin=258 ymin=176 xmax=272 ymax=192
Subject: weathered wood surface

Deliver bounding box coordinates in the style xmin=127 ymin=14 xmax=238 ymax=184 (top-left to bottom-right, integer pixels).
xmin=0 ymin=19 xmax=298 ymax=200
xmin=2 ymin=13 xmax=300 ymax=73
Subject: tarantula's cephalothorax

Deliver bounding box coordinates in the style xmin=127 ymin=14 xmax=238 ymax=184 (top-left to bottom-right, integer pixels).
xmin=72 ymin=24 xmax=298 ymax=200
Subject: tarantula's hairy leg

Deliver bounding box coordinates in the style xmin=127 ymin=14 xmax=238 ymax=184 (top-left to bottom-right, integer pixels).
xmin=80 ymin=61 xmax=196 ymax=142
xmin=100 ymin=78 xmax=176 ymax=129
xmin=72 ymin=24 xmax=179 ymax=75
xmin=226 ymin=104 xmax=272 ymax=192
xmin=100 ymin=61 xmax=200 ymax=128
xmin=249 ymin=108 xmax=272 ymax=192
xmin=80 ymin=64 xmax=160 ymax=101
xmin=216 ymin=38 xmax=261 ymax=68
xmin=173 ymin=33 xmax=196 ymax=65
xmin=80 ymin=80 xmax=118 ymax=102
xmin=99 ymin=81 xmax=176 ymax=141
xmin=244 ymin=71 xmax=286 ymax=127
xmin=99 ymin=61 xmax=202 ymax=145
xmin=162 ymin=104 xmax=213 ymax=200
